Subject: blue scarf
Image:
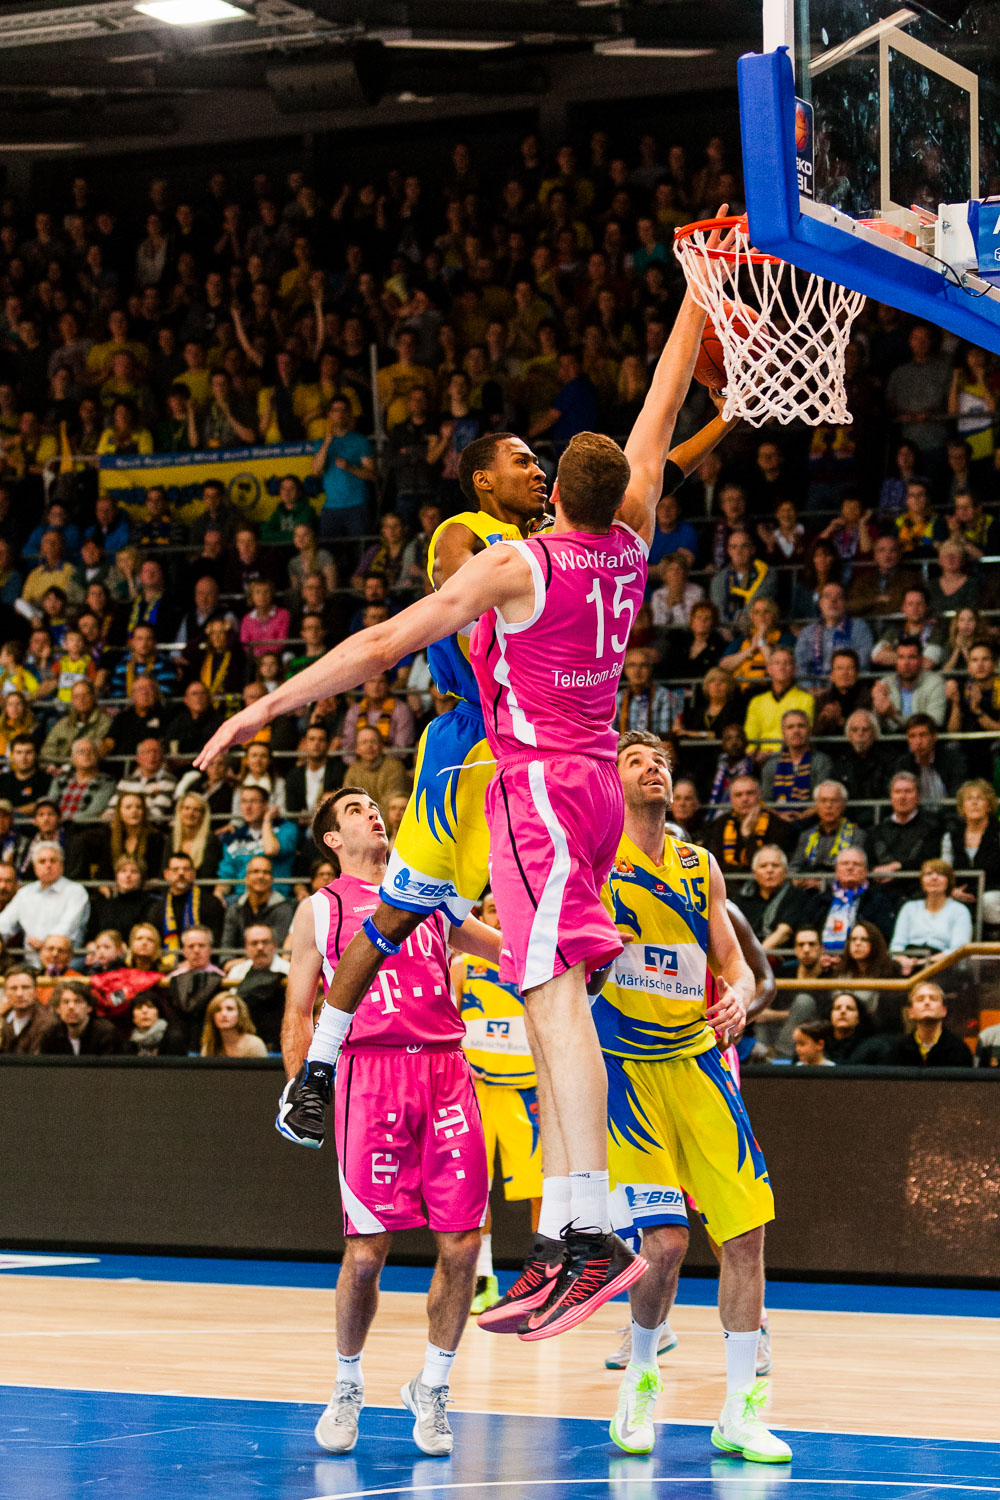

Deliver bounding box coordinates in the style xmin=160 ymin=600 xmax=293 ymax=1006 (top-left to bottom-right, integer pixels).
xmin=822 ymin=880 xmax=868 ymax=952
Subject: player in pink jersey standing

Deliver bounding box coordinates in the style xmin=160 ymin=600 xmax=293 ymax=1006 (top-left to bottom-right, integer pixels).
xmin=196 ymin=250 xmax=732 ymax=1335
xmin=282 ymin=786 xmax=499 ymax=1460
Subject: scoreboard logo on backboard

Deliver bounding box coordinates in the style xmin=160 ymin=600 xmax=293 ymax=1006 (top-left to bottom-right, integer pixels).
xmin=795 ymin=97 xmax=814 ymax=199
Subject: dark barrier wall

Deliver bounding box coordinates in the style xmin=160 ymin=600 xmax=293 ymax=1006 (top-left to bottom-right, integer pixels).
xmin=2 ymin=1059 xmax=997 ymax=1281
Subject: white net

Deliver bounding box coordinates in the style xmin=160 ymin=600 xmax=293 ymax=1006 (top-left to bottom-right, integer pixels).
xmin=673 ymin=219 xmax=867 ymax=428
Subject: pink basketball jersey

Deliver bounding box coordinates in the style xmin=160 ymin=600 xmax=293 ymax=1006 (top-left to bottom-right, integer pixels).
xmin=310 ymin=873 xmax=464 ymax=1050
xmin=469 ymin=522 xmax=648 ymax=761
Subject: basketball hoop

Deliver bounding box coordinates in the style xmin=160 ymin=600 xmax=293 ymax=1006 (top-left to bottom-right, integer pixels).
xmin=673 ymin=215 xmax=867 ymax=428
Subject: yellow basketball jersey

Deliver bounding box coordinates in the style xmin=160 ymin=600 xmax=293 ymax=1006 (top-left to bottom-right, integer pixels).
xmin=459 ymin=957 xmax=537 ymax=1087
xmin=594 ymin=832 xmax=715 ymax=1062
xmin=425 ymin=510 xmax=523 ymax=704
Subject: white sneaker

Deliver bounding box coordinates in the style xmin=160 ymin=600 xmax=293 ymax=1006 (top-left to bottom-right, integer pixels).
xmin=609 ymin=1362 xmax=662 ymax=1455
xmin=757 ymin=1319 xmax=772 ymax=1376
xmin=314 ymin=1381 xmax=363 ymax=1453
xmin=711 ymin=1380 xmax=792 ymax=1464
xmin=401 ymin=1375 xmax=454 ymax=1456
xmin=604 ymin=1321 xmax=678 ymax=1369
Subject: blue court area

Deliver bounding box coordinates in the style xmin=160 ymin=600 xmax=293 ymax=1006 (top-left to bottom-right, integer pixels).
xmin=2 ymin=1385 xmax=998 ymax=1500
xmin=3 ymin=1250 xmax=1000 ymax=1318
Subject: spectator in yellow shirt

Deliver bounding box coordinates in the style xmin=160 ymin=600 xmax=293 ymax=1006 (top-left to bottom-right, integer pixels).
xmin=21 ymin=531 xmax=82 ymax=607
xmin=96 ymin=400 xmax=154 ymax=457
xmin=376 ymin=330 xmax=435 ymax=429
xmin=743 ymin=647 xmax=816 ymax=757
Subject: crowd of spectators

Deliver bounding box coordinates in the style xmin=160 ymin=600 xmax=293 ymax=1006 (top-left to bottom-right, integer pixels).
xmin=0 ymin=125 xmax=997 ymax=1067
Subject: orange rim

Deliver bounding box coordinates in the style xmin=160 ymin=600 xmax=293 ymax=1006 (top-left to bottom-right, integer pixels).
xmin=674 ymin=214 xmax=783 ymax=267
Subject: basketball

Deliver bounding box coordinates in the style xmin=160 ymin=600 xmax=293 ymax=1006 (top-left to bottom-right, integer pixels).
xmin=693 ymin=301 xmax=762 ymax=391
xmin=795 ymin=99 xmax=810 ymax=152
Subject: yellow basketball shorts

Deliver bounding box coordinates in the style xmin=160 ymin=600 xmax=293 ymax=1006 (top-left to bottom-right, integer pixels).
xmin=382 ymin=701 xmax=494 ymax=924
xmin=475 ymin=1078 xmax=544 ymax=1202
xmin=605 ymin=1045 xmax=774 ymax=1247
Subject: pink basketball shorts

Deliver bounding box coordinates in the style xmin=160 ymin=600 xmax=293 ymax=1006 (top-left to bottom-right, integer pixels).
xmin=334 ymin=1046 xmax=489 ymax=1237
xmin=486 ymin=753 xmax=625 ymax=993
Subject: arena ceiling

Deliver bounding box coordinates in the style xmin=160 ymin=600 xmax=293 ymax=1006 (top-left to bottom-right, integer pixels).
xmin=0 ymin=0 xmax=752 ymax=152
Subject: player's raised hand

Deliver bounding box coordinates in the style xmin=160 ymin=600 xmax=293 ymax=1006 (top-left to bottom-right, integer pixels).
xmin=194 ymin=705 xmax=266 ymax=770
xmin=706 ymin=975 xmax=747 ymax=1046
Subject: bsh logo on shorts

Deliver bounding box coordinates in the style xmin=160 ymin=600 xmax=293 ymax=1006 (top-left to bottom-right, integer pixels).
xmin=626 ymin=1183 xmax=686 ymax=1215
xmin=433 ymin=1104 xmax=469 ymax=1139
xmin=371 ymin=1152 xmax=400 ymax=1185
xmin=392 ymin=867 xmax=453 ymax=901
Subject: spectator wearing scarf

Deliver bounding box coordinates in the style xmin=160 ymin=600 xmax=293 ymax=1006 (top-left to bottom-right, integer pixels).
xmin=761 ymin=711 xmax=834 ymax=822
xmin=706 ymin=723 xmax=757 ymax=809
xmin=707 ymin=773 xmax=796 ymax=872
xmin=709 ymin=529 xmax=776 ymax=636
xmin=719 ymin=597 xmax=795 ymax=685
xmin=816 ymin=847 xmax=895 ymax=950
xmin=789 ymin=781 xmax=865 ymax=879
xmin=793 ymin=582 xmax=873 ymax=689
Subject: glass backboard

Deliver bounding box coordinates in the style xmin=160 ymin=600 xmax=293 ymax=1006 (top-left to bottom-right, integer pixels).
xmin=740 ymin=1 xmax=1000 ymax=352
xmin=784 ymin=0 xmax=999 ymax=222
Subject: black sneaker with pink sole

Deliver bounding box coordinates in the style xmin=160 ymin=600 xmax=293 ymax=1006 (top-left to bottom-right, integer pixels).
xmin=517 ymin=1230 xmax=647 ymax=1342
xmin=477 ymin=1234 xmax=566 ymax=1334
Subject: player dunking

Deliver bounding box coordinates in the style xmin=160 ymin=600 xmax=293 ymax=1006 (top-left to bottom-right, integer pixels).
xmin=599 ymin=732 xmax=790 ymax=1463
xmin=282 ymin=787 xmax=498 ymax=1458
xmin=196 ymin=271 xmax=728 ymax=1334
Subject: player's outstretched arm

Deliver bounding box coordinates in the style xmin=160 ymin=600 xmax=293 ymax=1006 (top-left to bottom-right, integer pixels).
xmin=619 ymin=207 xmax=731 ymax=545
xmin=194 ymin=543 xmax=532 ymax=767
xmin=666 ymin=394 xmax=738 ymax=484
xmin=450 ymin=912 xmax=503 ymax=965
xmin=705 ymin=852 xmax=755 ymax=1042
xmin=281 ymin=899 xmax=325 ymax=1079
xmin=617 ymin=291 xmax=708 ymax=545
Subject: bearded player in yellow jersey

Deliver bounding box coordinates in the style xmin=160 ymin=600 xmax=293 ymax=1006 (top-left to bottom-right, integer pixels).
xmin=595 ymin=730 xmax=791 ymax=1466
xmin=452 ymin=889 xmax=543 ymax=1314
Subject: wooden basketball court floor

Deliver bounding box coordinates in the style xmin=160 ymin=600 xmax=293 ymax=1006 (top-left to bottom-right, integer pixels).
xmin=1 ymin=1251 xmax=997 ymax=1500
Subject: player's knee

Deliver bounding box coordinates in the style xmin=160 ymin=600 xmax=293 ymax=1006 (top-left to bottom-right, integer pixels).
xmin=641 ymin=1225 xmax=689 ymax=1273
xmin=720 ymin=1224 xmax=766 ymax=1267
xmin=344 ymin=1237 xmax=389 ymax=1284
xmin=436 ymin=1229 xmax=481 ymax=1272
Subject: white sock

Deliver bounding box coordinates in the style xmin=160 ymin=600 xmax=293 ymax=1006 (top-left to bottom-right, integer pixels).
xmin=537 ymin=1176 xmax=572 ymax=1240
xmin=307 ymin=1003 xmax=353 ymax=1066
xmin=569 ymin=1169 xmax=612 ymax=1234
xmin=476 ymin=1233 xmax=493 ymax=1278
xmin=629 ymin=1319 xmax=661 ymax=1373
xmin=336 ymin=1350 xmax=363 ymax=1388
xmin=421 ymin=1341 xmax=457 ymax=1390
xmin=723 ymin=1329 xmax=760 ymax=1395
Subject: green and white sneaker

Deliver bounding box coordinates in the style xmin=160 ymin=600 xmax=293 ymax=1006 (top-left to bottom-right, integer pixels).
xmin=711 ymin=1380 xmax=792 ymax=1464
xmin=609 ymin=1363 xmax=663 ymax=1455
xmin=401 ymin=1375 xmax=454 ymax=1456
xmin=470 ymin=1274 xmax=500 ymax=1315
xmin=605 ymin=1321 xmax=678 ymax=1370
xmin=314 ymin=1380 xmax=363 ymax=1453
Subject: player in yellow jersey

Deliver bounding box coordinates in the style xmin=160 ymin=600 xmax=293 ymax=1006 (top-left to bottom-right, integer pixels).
xmin=452 ymin=890 xmax=543 ymax=1313
xmin=597 ymin=730 xmax=791 ymax=1466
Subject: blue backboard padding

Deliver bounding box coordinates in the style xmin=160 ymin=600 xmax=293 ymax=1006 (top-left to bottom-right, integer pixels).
xmin=739 ymin=47 xmax=1000 ymax=354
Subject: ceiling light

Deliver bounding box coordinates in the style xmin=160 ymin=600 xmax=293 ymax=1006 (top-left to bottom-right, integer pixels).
xmin=134 ymin=0 xmax=246 ymax=25
xmin=382 ymin=37 xmax=516 ymax=51
xmin=594 ymin=38 xmax=716 ymax=58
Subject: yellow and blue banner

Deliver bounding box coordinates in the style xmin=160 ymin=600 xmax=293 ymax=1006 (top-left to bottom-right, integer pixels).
xmin=98 ymin=441 xmax=323 ymax=524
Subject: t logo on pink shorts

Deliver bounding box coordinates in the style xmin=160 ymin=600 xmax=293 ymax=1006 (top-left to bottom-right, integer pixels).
xmin=433 ymin=1105 xmax=469 ymax=1139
